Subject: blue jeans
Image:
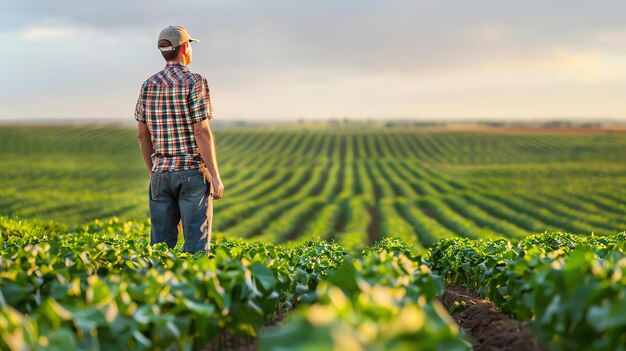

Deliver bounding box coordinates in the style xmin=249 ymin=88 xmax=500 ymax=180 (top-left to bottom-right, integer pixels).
xmin=148 ymin=169 xmax=212 ymax=253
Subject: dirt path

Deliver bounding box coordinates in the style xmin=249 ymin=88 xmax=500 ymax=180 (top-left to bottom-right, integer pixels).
xmin=440 ymin=288 xmax=546 ymax=351
xmin=204 ymin=288 xmax=547 ymax=350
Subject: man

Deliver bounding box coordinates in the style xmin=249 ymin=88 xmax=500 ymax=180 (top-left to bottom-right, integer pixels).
xmin=135 ymin=25 xmax=224 ymax=253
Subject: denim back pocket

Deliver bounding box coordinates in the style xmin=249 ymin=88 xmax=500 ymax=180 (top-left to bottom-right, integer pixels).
xmin=181 ymin=170 xmax=206 ymax=197
xmin=150 ymin=173 xmax=160 ymax=200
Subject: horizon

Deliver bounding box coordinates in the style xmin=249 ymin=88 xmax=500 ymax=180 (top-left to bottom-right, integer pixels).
xmin=2 ymin=1 xmax=626 ymax=121
xmin=2 ymin=116 xmax=625 ymax=129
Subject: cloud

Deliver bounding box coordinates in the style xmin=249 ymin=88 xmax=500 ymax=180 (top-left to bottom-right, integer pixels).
xmin=546 ymin=49 xmax=620 ymax=81
xmin=2 ymin=1 xmax=626 ymax=120
xmin=466 ymin=49 xmax=626 ymax=83
xmin=19 ymin=25 xmax=77 ymax=41
xmin=471 ymin=25 xmax=510 ymax=43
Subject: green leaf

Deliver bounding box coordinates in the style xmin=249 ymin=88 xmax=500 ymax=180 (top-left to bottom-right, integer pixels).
xmin=182 ymin=298 xmax=215 ymax=317
xmin=540 ymin=295 xmax=561 ymax=325
xmin=71 ymin=307 xmax=108 ymax=331
xmin=259 ymin=318 xmax=334 ymax=351
xmin=133 ymin=305 xmax=153 ymax=325
xmin=588 ymin=305 xmax=610 ymax=330
xmin=251 ymin=263 xmax=276 ymax=291
xmin=86 ymin=276 xmax=112 ymax=306
xmin=132 ymin=330 xmax=152 ymax=348
xmin=46 ymin=328 xmax=77 ymax=351
xmin=589 ymin=298 xmax=626 ymax=331
xmin=327 ymin=264 xmax=357 ymax=293
xmin=563 ymin=249 xmax=590 ymax=290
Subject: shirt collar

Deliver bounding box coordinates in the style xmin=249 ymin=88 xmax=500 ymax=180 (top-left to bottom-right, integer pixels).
xmin=165 ymin=62 xmax=187 ymax=70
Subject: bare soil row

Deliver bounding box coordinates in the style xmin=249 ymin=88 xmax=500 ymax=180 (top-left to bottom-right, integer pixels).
xmin=203 ymin=288 xmax=547 ymax=351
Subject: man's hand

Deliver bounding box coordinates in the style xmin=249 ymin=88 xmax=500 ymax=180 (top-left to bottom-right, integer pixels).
xmin=212 ymin=178 xmax=224 ymax=200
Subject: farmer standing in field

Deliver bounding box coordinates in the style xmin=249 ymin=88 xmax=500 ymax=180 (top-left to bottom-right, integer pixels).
xmin=135 ymin=25 xmax=224 ymax=253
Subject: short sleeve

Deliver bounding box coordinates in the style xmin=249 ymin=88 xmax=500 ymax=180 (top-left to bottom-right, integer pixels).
xmin=188 ymin=76 xmax=214 ymax=124
xmin=134 ymin=82 xmax=147 ymax=123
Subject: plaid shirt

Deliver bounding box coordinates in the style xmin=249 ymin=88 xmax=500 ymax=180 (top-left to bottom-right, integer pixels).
xmin=135 ymin=62 xmax=213 ymax=172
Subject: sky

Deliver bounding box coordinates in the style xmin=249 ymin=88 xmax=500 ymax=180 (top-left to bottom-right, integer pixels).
xmin=1 ymin=1 xmax=626 ymax=122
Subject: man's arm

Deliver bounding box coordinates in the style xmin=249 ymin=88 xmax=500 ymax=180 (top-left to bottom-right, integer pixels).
xmin=194 ymin=119 xmax=224 ymax=199
xmin=137 ymin=122 xmax=154 ymax=175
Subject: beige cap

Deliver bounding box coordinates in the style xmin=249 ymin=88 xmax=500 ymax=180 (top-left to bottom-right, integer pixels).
xmin=158 ymin=26 xmax=200 ymax=52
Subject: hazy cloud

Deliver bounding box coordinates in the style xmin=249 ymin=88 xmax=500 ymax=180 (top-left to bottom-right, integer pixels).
xmin=20 ymin=25 xmax=78 ymax=41
xmin=1 ymin=1 xmax=626 ymax=120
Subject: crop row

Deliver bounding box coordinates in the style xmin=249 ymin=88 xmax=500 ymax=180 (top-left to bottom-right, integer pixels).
xmin=3 ymin=127 xmax=626 ymax=242
xmin=1 ymin=217 xmax=475 ymax=351
xmin=261 ymin=238 xmax=468 ymax=350
xmin=0 ymin=216 xmax=347 ymax=350
xmin=429 ymin=232 xmax=626 ymax=350
xmin=4 ymin=215 xmax=626 ymax=350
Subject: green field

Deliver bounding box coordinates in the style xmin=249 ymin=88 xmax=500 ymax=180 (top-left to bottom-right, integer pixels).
xmin=2 ymin=125 xmax=626 ymax=350
xmin=2 ymin=126 xmax=626 ymax=245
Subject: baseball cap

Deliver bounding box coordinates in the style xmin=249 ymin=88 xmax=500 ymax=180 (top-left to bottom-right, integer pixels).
xmin=158 ymin=26 xmax=200 ymax=52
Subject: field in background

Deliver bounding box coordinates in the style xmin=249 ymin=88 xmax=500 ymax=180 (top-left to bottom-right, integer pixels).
xmin=2 ymin=125 xmax=626 ymax=249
